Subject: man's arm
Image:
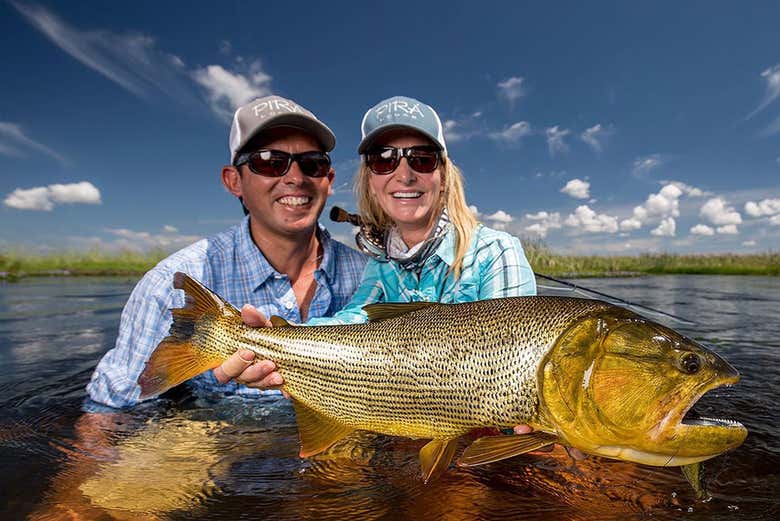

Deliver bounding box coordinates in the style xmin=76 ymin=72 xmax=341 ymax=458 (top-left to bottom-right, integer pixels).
xmin=86 ymin=269 xmax=176 ymax=408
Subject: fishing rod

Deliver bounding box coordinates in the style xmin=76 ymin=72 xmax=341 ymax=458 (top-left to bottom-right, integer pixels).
xmin=330 ymin=207 xmax=696 ymax=326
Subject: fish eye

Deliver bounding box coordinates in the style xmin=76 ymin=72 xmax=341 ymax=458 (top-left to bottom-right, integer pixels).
xmin=681 ymin=353 xmax=701 ymax=374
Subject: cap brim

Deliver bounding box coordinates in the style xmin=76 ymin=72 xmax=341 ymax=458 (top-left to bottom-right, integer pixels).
xmin=357 ymin=124 xmax=444 ymax=154
xmin=240 ymin=113 xmax=336 ymax=156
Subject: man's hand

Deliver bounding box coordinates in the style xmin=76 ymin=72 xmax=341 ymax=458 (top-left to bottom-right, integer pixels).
xmin=212 ymin=304 xmax=285 ymax=391
xmin=512 ymin=424 xmax=586 ymax=461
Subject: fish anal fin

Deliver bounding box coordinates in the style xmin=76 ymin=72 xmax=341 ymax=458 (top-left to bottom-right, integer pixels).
xmin=292 ymin=400 xmax=354 ymax=458
xmin=457 ymin=432 xmax=560 ymax=467
xmin=681 ymin=462 xmax=711 ymax=500
xmin=270 ymin=315 xmax=293 ymax=327
xmin=363 ymin=302 xmax=438 ymax=322
xmin=419 ymin=438 xmax=459 ymax=483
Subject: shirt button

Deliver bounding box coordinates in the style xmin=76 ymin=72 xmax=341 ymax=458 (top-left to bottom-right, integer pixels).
xmin=284 ymin=300 xmax=294 ymax=310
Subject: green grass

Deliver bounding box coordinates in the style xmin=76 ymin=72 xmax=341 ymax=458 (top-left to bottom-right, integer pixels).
xmin=521 ymin=241 xmax=779 ymax=277
xmin=1 ymin=244 xmax=778 ymax=280
xmin=0 ymin=250 xmax=168 ymax=280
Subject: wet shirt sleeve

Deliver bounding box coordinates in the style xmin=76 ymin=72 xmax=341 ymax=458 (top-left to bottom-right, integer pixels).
xmin=85 ymin=268 xmax=178 ymax=408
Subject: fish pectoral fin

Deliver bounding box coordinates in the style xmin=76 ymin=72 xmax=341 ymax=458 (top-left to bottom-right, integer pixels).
xmin=292 ymin=400 xmax=354 ymax=458
xmin=419 ymin=438 xmax=459 ymax=483
xmin=269 ymin=315 xmax=293 ymax=327
xmin=457 ymin=432 xmax=560 ymax=467
xmin=362 ymin=302 xmax=438 ymax=322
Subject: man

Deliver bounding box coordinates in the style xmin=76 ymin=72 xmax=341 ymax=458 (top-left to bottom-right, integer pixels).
xmin=86 ymin=95 xmax=367 ymax=408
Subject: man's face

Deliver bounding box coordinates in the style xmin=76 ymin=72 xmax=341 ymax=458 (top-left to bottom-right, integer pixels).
xmin=224 ymin=128 xmax=334 ymax=240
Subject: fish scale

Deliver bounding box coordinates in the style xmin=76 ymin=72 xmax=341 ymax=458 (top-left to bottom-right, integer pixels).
xmin=217 ymin=296 xmax=613 ymax=439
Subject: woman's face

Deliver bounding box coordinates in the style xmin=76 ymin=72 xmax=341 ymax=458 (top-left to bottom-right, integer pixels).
xmin=367 ymin=130 xmax=443 ymax=244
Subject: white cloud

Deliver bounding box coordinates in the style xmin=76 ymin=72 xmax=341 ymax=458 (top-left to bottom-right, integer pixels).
xmin=632 ymin=154 xmax=663 ymax=177
xmin=12 ymin=2 xmax=271 ymax=120
xmin=742 ymin=240 xmax=756 ymax=247
xmin=651 ymin=217 xmax=676 ymax=237
xmin=192 ymin=62 xmax=272 ymax=120
xmin=3 ymin=181 xmax=101 ymax=211
xmin=746 ymin=64 xmax=780 ymax=119
xmin=772 ymin=214 xmax=780 ymax=225
xmin=484 ymin=210 xmax=513 ymax=223
xmin=619 ymin=217 xmax=642 ymax=231
xmin=665 ymin=180 xmax=706 ymax=197
xmin=700 ymin=197 xmax=742 ymax=226
xmin=489 ymin=121 xmax=532 ymax=143
xmin=580 ymin=123 xmax=613 ymax=153
xmin=564 ymin=205 xmax=618 ymax=233
xmin=102 ymin=227 xmax=202 ymax=252
xmin=716 ymin=224 xmax=739 ymax=234
xmin=690 ymin=224 xmax=715 ymax=236
xmin=745 ymin=198 xmax=780 ymax=217
xmin=469 ymin=205 xmax=482 ymax=218
xmin=545 ymin=126 xmax=570 ymax=156
xmin=483 ymin=210 xmax=514 ymax=230
xmin=497 ymin=76 xmax=526 ymax=104
xmin=560 ymin=178 xmax=590 ymax=199
xmin=0 ymin=122 xmax=67 ymax=165
xmin=12 ymin=2 xmax=194 ymax=102
xmin=163 ymin=224 xmax=178 ymax=233
xmin=620 ymin=183 xmax=685 ymax=232
xmin=3 ymin=186 xmax=53 ymax=211
xmin=524 ymin=211 xmax=562 ymax=238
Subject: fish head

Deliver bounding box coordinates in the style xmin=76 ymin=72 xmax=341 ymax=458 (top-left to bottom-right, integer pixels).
xmin=538 ymin=310 xmax=747 ymax=466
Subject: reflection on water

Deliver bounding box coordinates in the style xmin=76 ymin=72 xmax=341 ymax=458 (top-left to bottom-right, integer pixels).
xmin=0 ymin=276 xmax=778 ymax=520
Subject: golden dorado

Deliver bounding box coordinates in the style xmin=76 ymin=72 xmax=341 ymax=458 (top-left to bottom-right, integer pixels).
xmin=139 ymin=273 xmax=747 ymax=485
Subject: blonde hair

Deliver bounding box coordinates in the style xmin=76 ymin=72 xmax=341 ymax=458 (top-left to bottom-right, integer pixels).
xmin=355 ymin=154 xmax=478 ymax=278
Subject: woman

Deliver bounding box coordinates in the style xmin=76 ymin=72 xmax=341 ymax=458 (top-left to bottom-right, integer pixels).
xmin=307 ymin=94 xmax=536 ymax=325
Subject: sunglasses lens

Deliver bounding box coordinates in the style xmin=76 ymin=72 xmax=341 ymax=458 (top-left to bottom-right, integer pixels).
xmin=297 ymin=152 xmax=331 ymax=178
xmin=407 ymin=149 xmax=439 ymax=173
xmin=366 ymin=148 xmax=399 ymax=175
xmin=249 ymin=150 xmax=289 ymax=177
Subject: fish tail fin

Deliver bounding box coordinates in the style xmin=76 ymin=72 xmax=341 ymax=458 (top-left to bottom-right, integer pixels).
xmin=138 ymin=272 xmax=239 ymax=399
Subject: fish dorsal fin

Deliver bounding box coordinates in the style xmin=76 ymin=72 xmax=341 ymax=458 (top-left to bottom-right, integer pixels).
xmin=173 ymin=271 xmax=241 ymax=320
xmin=457 ymin=432 xmax=560 ymax=467
xmin=363 ymin=302 xmax=438 ymax=322
xmin=291 ymin=400 xmax=354 ymax=458
xmin=270 ymin=315 xmax=293 ymax=327
xmin=419 ymin=438 xmax=459 ymax=483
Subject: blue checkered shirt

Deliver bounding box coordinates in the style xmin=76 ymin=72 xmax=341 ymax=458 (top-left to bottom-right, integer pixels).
xmin=307 ymin=224 xmax=536 ymax=325
xmin=86 ymin=216 xmax=367 ymax=409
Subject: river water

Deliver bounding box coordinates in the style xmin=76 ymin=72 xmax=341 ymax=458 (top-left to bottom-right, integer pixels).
xmin=0 ymin=275 xmax=777 ymax=520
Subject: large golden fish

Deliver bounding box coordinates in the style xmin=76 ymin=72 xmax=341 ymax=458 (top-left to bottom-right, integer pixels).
xmin=139 ymin=273 xmax=747 ymax=486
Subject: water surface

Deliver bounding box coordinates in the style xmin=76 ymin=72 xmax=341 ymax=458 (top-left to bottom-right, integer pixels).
xmin=0 ymin=275 xmax=777 ymax=520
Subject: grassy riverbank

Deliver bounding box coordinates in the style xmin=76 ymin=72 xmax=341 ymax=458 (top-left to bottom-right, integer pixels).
xmin=2 ymin=246 xmax=778 ymax=280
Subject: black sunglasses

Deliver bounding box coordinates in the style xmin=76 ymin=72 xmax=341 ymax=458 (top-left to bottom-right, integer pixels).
xmin=234 ymin=149 xmax=331 ymax=178
xmin=364 ymin=146 xmax=441 ymax=175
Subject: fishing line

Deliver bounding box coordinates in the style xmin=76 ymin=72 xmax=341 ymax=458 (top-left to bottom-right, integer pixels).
xmin=329 ymin=206 xmax=697 ymax=326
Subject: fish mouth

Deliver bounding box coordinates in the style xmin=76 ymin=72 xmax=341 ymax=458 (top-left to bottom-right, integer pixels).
xmin=664 ymin=373 xmax=747 ymax=464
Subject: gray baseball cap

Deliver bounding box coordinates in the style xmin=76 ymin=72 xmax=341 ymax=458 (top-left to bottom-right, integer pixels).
xmin=229 ymin=95 xmax=336 ymax=163
xmin=357 ymin=95 xmax=447 ymax=155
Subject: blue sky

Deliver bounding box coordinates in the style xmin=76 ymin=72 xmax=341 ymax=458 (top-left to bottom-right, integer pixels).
xmin=1 ymin=1 xmax=779 ymax=255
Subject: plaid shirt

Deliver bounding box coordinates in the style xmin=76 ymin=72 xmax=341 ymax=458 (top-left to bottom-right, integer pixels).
xmin=307 ymin=224 xmax=536 ymax=325
xmin=86 ymin=216 xmax=367 ymax=409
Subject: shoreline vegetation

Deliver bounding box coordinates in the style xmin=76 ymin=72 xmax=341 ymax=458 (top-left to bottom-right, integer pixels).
xmin=1 ymin=243 xmax=777 ymax=281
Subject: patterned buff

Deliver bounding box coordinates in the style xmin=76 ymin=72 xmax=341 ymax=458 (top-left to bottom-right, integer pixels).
xmin=380 ymin=209 xmax=452 ymax=272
